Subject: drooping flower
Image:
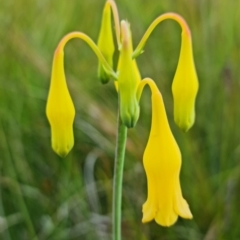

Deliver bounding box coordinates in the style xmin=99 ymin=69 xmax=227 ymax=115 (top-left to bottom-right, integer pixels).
xmin=172 ymin=27 xmax=199 ymax=132
xmin=138 ymin=78 xmax=192 ymax=226
xmin=46 ymin=47 xmax=75 ymax=157
xmin=46 ymin=30 xmax=117 ymax=157
xmin=133 ymin=13 xmax=198 ymax=132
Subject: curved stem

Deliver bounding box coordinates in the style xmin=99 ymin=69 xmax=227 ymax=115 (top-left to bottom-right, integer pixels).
xmin=56 ymin=31 xmax=118 ymax=79
xmin=132 ymin=12 xmax=191 ymax=59
xmin=106 ymin=0 xmax=121 ymax=48
xmin=112 ymin=98 xmax=128 ymax=240
xmin=137 ymin=77 xmax=159 ymax=101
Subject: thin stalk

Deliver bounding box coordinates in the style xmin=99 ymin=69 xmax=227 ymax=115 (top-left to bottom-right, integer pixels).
xmin=137 ymin=77 xmax=159 ymax=102
xmin=56 ymin=31 xmax=118 ymax=79
xmin=112 ymin=100 xmax=128 ymax=240
xmin=132 ymin=12 xmax=191 ymax=59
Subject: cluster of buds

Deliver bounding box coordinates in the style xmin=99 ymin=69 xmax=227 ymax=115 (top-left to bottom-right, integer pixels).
xmin=46 ymin=0 xmax=198 ymax=227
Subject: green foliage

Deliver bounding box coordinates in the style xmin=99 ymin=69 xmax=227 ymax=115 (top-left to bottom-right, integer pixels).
xmin=0 ymin=0 xmax=240 ymax=239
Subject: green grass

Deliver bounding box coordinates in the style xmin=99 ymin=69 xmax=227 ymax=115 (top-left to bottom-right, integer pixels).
xmin=0 ymin=0 xmax=240 ymax=239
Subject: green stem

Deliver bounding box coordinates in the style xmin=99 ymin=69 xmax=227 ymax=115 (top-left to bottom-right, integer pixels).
xmin=112 ymin=103 xmax=128 ymax=240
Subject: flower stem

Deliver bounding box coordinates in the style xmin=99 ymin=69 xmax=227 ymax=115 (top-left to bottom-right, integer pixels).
xmin=112 ymin=102 xmax=128 ymax=240
xmin=132 ymin=12 xmax=190 ymax=59
xmin=56 ymin=31 xmax=118 ymax=80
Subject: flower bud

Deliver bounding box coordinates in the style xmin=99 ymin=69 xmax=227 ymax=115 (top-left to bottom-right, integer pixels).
xmin=172 ymin=30 xmax=198 ymax=132
xmin=117 ymin=21 xmax=140 ymax=128
xmin=46 ymin=48 xmax=75 ymax=157
xmin=97 ymin=2 xmax=115 ymax=84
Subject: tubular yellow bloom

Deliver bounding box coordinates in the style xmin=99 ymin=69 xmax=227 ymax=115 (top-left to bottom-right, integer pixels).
xmin=46 ymin=31 xmax=117 ymax=158
xmin=46 ymin=47 xmax=75 ymax=157
xmin=138 ymin=79 xmax=192 ymax=227
xmin=97 ymin=1 xmax=115 ymax=84
xmin=117 ymin=20 xmax=140 ymax=128
xmin=132 ymin=13 xmax=199 ymax=132
xmin=172 ymin=28 xmax=199 ymax=132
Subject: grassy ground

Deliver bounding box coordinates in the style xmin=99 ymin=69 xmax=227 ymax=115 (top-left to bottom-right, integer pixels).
xmin=0 ymin=0 xmax=240 ymax=239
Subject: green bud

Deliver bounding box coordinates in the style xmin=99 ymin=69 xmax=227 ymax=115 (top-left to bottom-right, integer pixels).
xmin=117 ymin=20 xmax=141 ymax=128
xmin=97 ymin=2 xmax=115 ymax=84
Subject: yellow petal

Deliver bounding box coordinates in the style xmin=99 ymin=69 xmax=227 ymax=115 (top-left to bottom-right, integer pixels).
xmin=46 ymin=48 xmax=75 ymax=157
xmin=172 ymin=30 xmax=199 ymax=132
xmin=142 ymin=85 xmax=192 ymax=227
xmin=174 ymin=179 xmax=193 ymax=219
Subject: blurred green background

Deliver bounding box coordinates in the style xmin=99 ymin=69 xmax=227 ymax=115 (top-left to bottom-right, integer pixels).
xmin=0 ymin=0 xmax=240 ymax=239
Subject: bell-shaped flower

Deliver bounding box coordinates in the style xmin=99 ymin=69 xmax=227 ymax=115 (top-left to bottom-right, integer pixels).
xmin=117 ymin=20 xmax=140 ymax=128
xmin=97 ymin=1 xmax=115 ymax=84
xmin=46 ymin=47 xmax=75 ymax=157
xmin=172 ymin=29 xmax=199 ymax=132
xmin=141 ymin=79 xmax=192 ymax=226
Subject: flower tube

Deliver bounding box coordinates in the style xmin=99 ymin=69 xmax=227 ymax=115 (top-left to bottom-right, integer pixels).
xmin=172 ymin=28 xmax=198 ymax=131
xmin=46 ymin=48 xmax=75 ymax=157
xmin=138 ymin=78 xmax=192 ymax=226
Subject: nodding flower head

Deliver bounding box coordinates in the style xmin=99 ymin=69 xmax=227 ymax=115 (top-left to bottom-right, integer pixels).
xmin=117 ymin=20 xmax=140 ymax=128
xmin=46 ymin=47 xmax=75 ymax=157
xmin=132 ymin=13 xmax=199 ymax=132
xmin=172 ymin=29 xmax=198 ymax=132
xmin=97 ymin=1 xmax=115 ymax=84
xmin=139 ymin=80 xmax=192 ymax=226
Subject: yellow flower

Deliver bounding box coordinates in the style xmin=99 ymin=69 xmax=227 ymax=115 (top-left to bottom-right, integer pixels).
xmin=141 ymin=80 xmax=192 ymax=226
xmin=46 ymin=47 xmax=75 ymax=157
xmin=172 ymin=29 xmax=199 ymax=132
